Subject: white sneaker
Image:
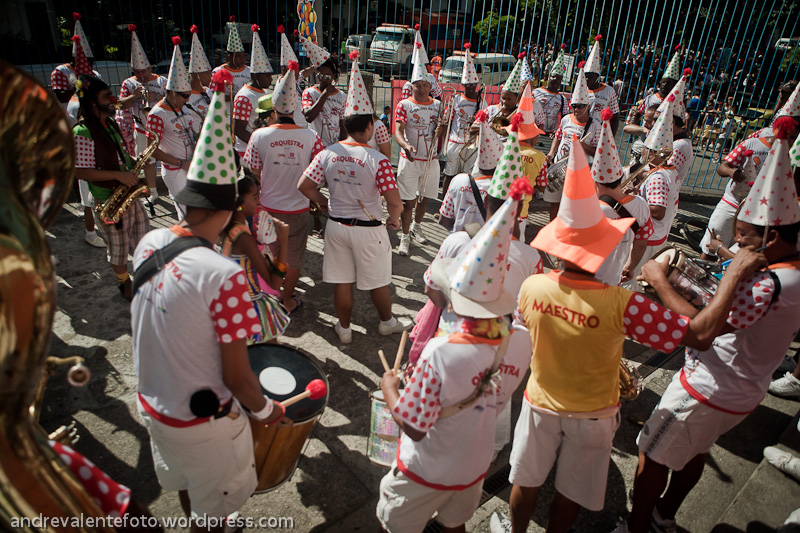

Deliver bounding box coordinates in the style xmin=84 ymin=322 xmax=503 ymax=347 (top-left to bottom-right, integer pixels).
xmin=764 ymin=446 xmax=800 ymax=482
xmin=85 ymin=233 xmax=105 ymax=248
xmin=378 ymin=317 xmax=412 ymax=336
xmin=410 ymin=224 xmax=427 ymax=244
xmin=224 ymin=511 xmax=240 ymax=533
xmin=650 ymin=508 xmax=677 ymax=533
xmin=769 ymin=372 xmax=800 ymax=399
xmin=780 ymin=507 xmax=800 ymax=531
xmin=334 ymin=322 xmax=352 ymax=344
xmin=489 ymin=511 xmax=512 ymax=533
xmin=397 ymin=234 xmax=410 ymax=256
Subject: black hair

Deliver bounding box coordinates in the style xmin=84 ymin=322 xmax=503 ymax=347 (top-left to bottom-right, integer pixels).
xmin=77 ymin=74 xmax=110 ymax=125
xmin=235 ymin=176 xmax=259 ymax=207
xmin=601 ymin=177 xmax=624 ymax=189
xmin=485 ymin=194 xmax=505 ymax=215
xmin=319 ymin=58 xmax=339 ymax=76
xmin=750 ymin=221 xmax=800 ymax=246
xmin=674 ymin=114 xmax=686 ymax=128
xmin=343 ymin=114 xmax=373 ymax=134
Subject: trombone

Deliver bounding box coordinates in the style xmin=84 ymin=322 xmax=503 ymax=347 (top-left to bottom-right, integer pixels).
xmin=417 ymin=86 xmax=456 ymax=204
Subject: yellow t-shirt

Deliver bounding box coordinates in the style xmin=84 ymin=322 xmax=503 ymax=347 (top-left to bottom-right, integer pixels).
xmin=519 ymin=271 xmax=634 ymax=412
xmin=519 ymin=142 xmax=547 ymax=218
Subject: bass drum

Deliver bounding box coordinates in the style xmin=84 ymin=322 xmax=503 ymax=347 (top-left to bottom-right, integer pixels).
xmin=247 ymin=343 xmax=329 ymax=493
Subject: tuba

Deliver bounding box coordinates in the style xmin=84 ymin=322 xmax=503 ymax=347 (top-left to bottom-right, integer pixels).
xmin=0 ymin=60 xmax=115 ymax=532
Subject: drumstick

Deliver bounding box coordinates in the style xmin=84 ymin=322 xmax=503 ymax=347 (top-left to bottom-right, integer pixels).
xmin=358 ymin=199 xmax=376 ymax=221
xmin=281 ymin=379 xmax=327 ymax=408
xmin=392 ymin=330 xmax=408 ymax=373
xmin=378 ymin=350 xmax=391 ymax=373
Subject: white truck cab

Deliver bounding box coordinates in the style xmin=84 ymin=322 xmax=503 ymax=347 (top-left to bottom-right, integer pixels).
xmin=367 ymin=24 xmax=415 ymax=76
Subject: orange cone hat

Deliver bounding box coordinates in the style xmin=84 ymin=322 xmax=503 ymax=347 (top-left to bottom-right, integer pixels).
xmin=531 ymin=135 xmax=634 ymax=273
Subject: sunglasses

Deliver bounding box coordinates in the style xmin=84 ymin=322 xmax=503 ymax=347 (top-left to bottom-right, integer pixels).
xmin=178 ymin=92 xmax=192 ymax=99
xmin=572 ymin=104 xmax=587 ymax=109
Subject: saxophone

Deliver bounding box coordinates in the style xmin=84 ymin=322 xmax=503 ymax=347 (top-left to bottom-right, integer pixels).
xmin=95 ymin=127 xmax=160 ymax=224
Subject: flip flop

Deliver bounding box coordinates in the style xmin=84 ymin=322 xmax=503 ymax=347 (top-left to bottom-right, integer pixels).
xmin=288 ymin=295 xmax=304 ymax=314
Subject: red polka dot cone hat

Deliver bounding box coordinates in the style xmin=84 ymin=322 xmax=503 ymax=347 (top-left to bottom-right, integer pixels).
xmin=71 ymin=36 xmax=93 ymax=77
xmin=71 ymin=13 xmax=94 ymax=59
xmin=431 ymin=178 xmax=534 ymax=318
xmin=644 ymin=97 xmax=674 ymax=152
xmin=298 ymin=35 xmax=330 ymax=68
xmin=663 ymin=45 xmax=683 ymax=81
xmin=166 ymin=37 xmax=191 ymax=93
xmin=550 ymin=44 xmax=568 ymax=76
xmin=658 ymin=68 xmax=692 ymax=120
xmin=461 ymin=44 xmax=479 ymax=85
xmin=250 ymin=25 xmax=273 ymax=74
xmin=488 ymin=115 xmax=525 ymax=199
xmin=737 ymin=117 xmax=800 ymax=227
xmin=128 ymin=25 xmax=150 ymax=70
xmin=502 ymin=53 xmax=526 ymax=94
xmin=584 ymin=35 xmax=603 ymax=74
xmin=188 ymin=25 xmax=212 ymax=74
xmin=531 ymin=134 xmax=634 ymax=273
xmin=273 ymin=61 xmax=299 ymax=114
xmin=345 ymin=51 xmax=374 ymax=116
xmin=226 ymin=17 xmax=244 ymax=53
xmin=475 ymin=110 xmax=504 ymax=170
xmin=511 ymin=82 xmax=545 ymax=141
xmin=591 ymin=108 xmax=623 ymax=184
xmin=410 ymin=25 xmax=430 ymax=84
xmin=278 ymin=26 xmax=299 ymax=66
xmin=175 ymin=70 xmax=239 ymax=211
xmin=571 ymin=66 xmax=590 ymax=105
xmin=777 ymin=82 xmax=800 ymax=118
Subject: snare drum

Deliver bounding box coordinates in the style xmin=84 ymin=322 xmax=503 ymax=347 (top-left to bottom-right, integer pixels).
xmin=545 ymin=158 xmax=568 ymax=193
xmin=367 ymin=390 xmax=402 ymax=467
xmin=247 ymin=344 xmax=329 ymax=493
xmin=646 ymin=246 xmax=719 ymax=308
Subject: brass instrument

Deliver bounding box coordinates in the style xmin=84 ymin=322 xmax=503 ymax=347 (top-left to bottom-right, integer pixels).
xmin=0 ymin=60 xmax=114 ymax=531
xmin=417 ymin=87 xmax=455 ymax=204
xmin=621 ymin=147 xmax=673 ymax=192
xmin=95 ymin=128 xmax=160 ymax=224
xmin=546 ymin=127 xmax=594 ymax=192
xmin=140 ymin=80 xmax=152 ymax=114
xmin=438 ymin=87 xmax=457 ymax=158
xmin=490 ymin=109 xmax=515 ymax=137
xmin=619 ymin=359 xmax=643 ymax=400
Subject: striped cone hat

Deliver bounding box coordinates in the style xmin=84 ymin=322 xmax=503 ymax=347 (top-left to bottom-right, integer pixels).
xmin=273 ymin=62 xmax=298 ymax=114
xmin=226 ymin=17 xmax=244 ymax=53
xmin=188 ymin=25 xmax=212 ymax=74
xmin=129 ymin=25 xmax=150 ymax=70
xmin=512 ymin=83 xmax=545 ymax=140
xmin=584 ymin=35 xmax=603 ymax=74
xmin=166 ymin=37 xmax=191 ymax=92
xmin=502 ymin=53 xmax=526 ymax=94
xmin=71 ymin=13 xmax=94 ymax=58
xmin=591 ymin=109 xmax=623 ymax=184
xmin=299 ymin=35 xmax=330 ymax=68
xmin=278 ymin=26 xmax=299 ymax=66
xmin=461 ymin=44 xmax=479 ymax=85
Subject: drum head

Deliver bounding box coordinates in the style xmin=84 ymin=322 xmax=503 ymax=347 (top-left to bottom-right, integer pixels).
xmin=248 ymin=344 xmax=328 ymax=423
xmin=652 ymin=246 xmax=677 ymax=266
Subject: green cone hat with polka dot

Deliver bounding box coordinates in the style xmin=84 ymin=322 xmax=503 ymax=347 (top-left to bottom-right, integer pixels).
xmin=502 ymin=53 xmax=526 ymax=94
xmin=663 ymin=46 xmax=682 ymax=81
xmin=175 ymin=69 xmax=238 ymax=211
xmin=226 ymin=17 xmax=245 ymax=53
xmin=488 ymin=126 xmax=523 ymax=199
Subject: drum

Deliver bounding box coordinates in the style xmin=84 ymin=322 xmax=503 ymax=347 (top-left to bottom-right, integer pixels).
xmin=545 ymin=157 xmax=568 ymax=192
xmin=367 ymin=390 xmax=402 ymax=467
xmin=646 ymin=246 xmax=719 ymax=308
xmin=247 ymin=344 xmax=329 ymax=493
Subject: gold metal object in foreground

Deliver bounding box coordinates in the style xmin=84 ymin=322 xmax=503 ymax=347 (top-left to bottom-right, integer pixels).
xmin=622 ymin=147 xmax=674 ymax=191
xmin=619 ymin=359 xmax=643 ymax=400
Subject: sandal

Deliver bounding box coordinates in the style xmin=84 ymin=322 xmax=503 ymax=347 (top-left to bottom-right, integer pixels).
xmin=287 ymin=294 xmax=304 ymax=314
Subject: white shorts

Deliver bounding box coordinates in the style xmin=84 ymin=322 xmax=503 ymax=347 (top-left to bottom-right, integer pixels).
xmin=543 ymin=187 xmax=562 ymax=203
xmin=397 ymin=157 xmax=440 ymax=201
xmin=443 ymin=141 xmax=478 ymax=177
xmin=508 ymin=399 xmax=620 ymax=511
xmin=637 ymin=373 xmax=747 ymax=471
xmin=137 ymin=399 xmax=258 ymax=519
xmin=79 ymin=180 xmax=93 ymax=208
xmin=376 ymin=463 xmax=483 ymax=532
xmin=322 ymin=220 xmax=392 ymax=290
xmin=699 ymin=199 xmax=738 ymax=254
xmin=161 ymin=167 xmax=188 ymax=220
xmin=134 ymin=128 xmax=156 ymax=164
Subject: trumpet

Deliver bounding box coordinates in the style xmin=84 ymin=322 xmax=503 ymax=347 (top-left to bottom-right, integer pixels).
xmin=490 ymin=110 xmax=515 ymax=137
xmin=140 ymin=81 xmax=152 ymax=113
xmin=622 ymin=147 xmax=673 ymax=192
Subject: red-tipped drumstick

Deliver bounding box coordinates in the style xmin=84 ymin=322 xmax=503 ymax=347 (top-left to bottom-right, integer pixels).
xmin=281 ymin=379 xmax=327 ymax=407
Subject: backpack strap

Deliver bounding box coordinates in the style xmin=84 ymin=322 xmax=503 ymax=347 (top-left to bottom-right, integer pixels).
xmin=599 ymin=195 xmax=640 ymax=233
xmin=469 ymin=175 xmax=487 ymax=222
xmin=132 ymin=236 xmax=212 ymax=295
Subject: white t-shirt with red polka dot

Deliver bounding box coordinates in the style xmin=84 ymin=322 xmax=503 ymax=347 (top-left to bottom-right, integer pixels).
xmin=233 ymin=84 xmax=268 ymax=154
xmin=439 ymin=173 xmax=491 ymax=232
xmin=668 ymin=138 xmax=694 ymax=183
xmin=681 ymin=265 xmax=800 ymax=414
xmin=553 ymin=114 xmax=601 ymax=160
xmin=721 ymin=136 xmax=773 ymax=207
xmin=596 ymin=195 xmax=654 ymax=286
xmin=146 ymin=101 xmax=196 ymax=168
xmin=367 ymin=118 xmax=391 ymax=151
xmin=303 ymin=141 xmax=397 ymax=221
xmin=640 ymin=166 xmax=680 ymax=245
xmin=302 ymin=85 xmax=347 ymax=147
xmin=588 ymin=83 xmax=620 ymax=122
xmin=395 ymin=327 xmax=533 ymax=489
xmin=395 ymin=97 xmax=442 ymax=161
xmin=132 ymin=227 xmax=260 ymax=422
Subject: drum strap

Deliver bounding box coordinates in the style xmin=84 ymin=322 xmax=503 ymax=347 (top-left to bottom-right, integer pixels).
xmin=469 ymin=175 xmax=487 ymax=221
xmin=599 ymin=195 xmax=640 ymax=233
xmin=438 ymin=335 xmax=510 ymax=420
xmin=132 ymin=236 xmax=213 ymax=294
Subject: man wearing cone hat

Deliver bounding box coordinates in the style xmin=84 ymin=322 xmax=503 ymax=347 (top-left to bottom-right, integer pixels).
xmin=628 ymin=45 xmax=683 ymax=128
xmin=400 ymin=25 xmax=443 ymax=101
xmin=232 ymin=24 xmax=274 ymax=158
xmin=583 ymin=35 xmax=620 ymax=133
xmin=489 ymin=135 xmax=768 ymax=533
xmin=534 ymin=43 xmax=572 ymax=137
xmin=278 ymin=26 xmax=311 ymax=127
xmin=300 ymin=34 xmax=347 ymax=147
xmin=211 ymin=16 xmax=251 ymax=98
xmin=186 ymin=24 xmax=213 ymax=122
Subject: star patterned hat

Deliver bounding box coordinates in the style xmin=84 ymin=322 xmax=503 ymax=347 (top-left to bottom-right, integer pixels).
xmin=299 ymin=35 xmax=330 ymax=68
xmin=128 ymin=25 xmax=150 ymax=70
xmin=461 ymin=44 xmax=479 ymax=85
xmin=273 ymin=62 xmax=298 ymax=114
xmin=188 ymin=25 xmax=212 ymax=74
xmin=571 ymin=65 xmax=590 ymax=105
xmin=488 ymin=114 xmax=525 ymax=199
xmin=737 ymin=117 xmax=800 ymax=227
xmin=591 ymin=108 xmax=623 ymax=184
xmin=644 ymin=97 xmax=674 ymax=151
xmin=226 ymin=17 xmax=244 ymax=53
xmin=584 ymin=35 xmax=603 ymax=74
xmin=175 ymin=69 xmax=239 ymax=211
xmin=344 ymin=52 xmax=374 ymax=116
xmin=662 ymin=45 xmax=683 ymax=81
xmin=72 ymin=13 xmax=94 ymax=58
xmin=531 ymin=134 xmax=634 ymax=273
xmin=413 ymin=25 xmax=430 ymax=67
xmin=741 ymin=149 xmax=758 ymax=182
xmin=776 ymin=82 xmax=800 ymax=118
xmin=550 ymin=43 xmax=568 ymax=76
xmin=430 ymin=178 xmax=534 ymax=318
xmin=658 ymin=68 xmax=691 ymax=119
xmin=71 ymin=36 xmax=93 ymax=76
xmin=410 ymin=25 xmax=430 ymax=84
xmin=475 ymin=110 xmax=504 ymax=170
xmin=278 ymin=26 xmax=299 ymax=66
xmin=511 ymin=83 xmax=545 ymax=140
xmin=502 ymin=53 xmax=526 ymax=94
xmin=250 ymin=25 xmax=273 ymax=74
xmin=166 ymin=37 xmax=191 ymax=93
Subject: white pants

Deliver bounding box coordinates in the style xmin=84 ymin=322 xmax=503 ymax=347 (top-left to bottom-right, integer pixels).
xmin=494 ymin=401 xmax=512 ymax=455
xmin=443 ymin=141 xmax=478 ymax=177
xmin=162 ymin=167 xmax=188 ymax=220
xmin=699 ymin=199 xmax=738 ymax=255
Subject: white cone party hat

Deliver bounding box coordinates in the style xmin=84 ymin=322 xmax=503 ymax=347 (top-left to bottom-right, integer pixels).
xmin=777 ymin=82 xmax=800 ymax=118
xmin=345 ymin=51 xmax=373 ymax=116
xmin=475 ymin=110 xmax=504 ymax=170
xmin=663 ymin=45 xmax=683 ymax=80
xmin=412 ymin=25 xmax=430 ymax=67
xmin=488 ymin=114 xmax=525 ymax=199
xmin=571 ymin=65 xmax=590 ymax=105
xmin=188 ymin=25 xmax=212 ymax=74
xmin=740 ymin=149 xmax=758 ymax=183
xmin=410 ymin=25 xmax=430 ymax=83
xmin=129 ymin=25 xmax=150 ymax=70
xmin=72 ymin=13 xmax=94 ymax=58
xmin=166 ymin=37 xmax=191 ymax=92
xmin=584 ymin=35 xmax=603 ymax=74
xmin=226 ymin=16 xmax=244 ymax=53
xmin=550 ymin=43 xmax=568 ymax=76
xmin=71 ymin=36 xmax=93 ymax=76
xmin=644 ymin=96 xmax=674 ymax=151
xmin=658 ymin=68 xmax=691 ymax=118
xmin=273 ymin=62 xmax=298 ymax=114
xmin=591 ymin=108 xmax=623 ymax=184
xmin=299 ymin=35 xmax=330 ymax=68
xmin=461 ymin=43 xmax=479 ymax=85
xmin=250 ymin=25 xmax=273 ymax=74
xmin=278 ymin=26 xmax=299 ymax=66
xmin=737 ymin=117 xmax=800 ymax=227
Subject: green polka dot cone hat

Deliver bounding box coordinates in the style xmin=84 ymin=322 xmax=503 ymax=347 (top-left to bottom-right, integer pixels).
xmin=584 ymin=35 xmax=603 ymax=74
xmin=488 ymin=115 xmax=525 ymax=199
xmin=644 ymin=97 xmax=674 ymax=152
xmin=278 ymin=26 xmax=299 ymax=66
xmin=188 ymin=25 xmax=212 ymax=74
xmin=345 ymin=52 xmax=374 ymax=116
xmin=175 ymin=70 xmax=239 ymax=211
xmin=791 ymin=129 xmax=800 ymax=168
xmin=663 ymin=46 xmax=683 ymax=81
xmin=226 ymin=17 xmax=245 ymax=53
xmin=72 ymin=13 xmax=94 ymax=58
xmin=410 ymin=25 xmax=430 ymax=84
xmin=250 ymin=24 xmax=274 ymax=74
xmin=273 ymin=62 xmax=298 ymax=114
xmin=550 ymin=44 xmax=568 ymax=76
xmin=502 ymin=53 xmax=526 ymax=94
xmin=166 ymin=37 xmax=191 ymax=93
xmin=129 ymin=25 xmax=150 ymax=70
xmin=738 ymin=117 xmax=800 ymax=227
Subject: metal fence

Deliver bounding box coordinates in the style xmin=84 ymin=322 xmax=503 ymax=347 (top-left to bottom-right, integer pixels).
xmin=3 ymin=0 xmax=799 ymax=194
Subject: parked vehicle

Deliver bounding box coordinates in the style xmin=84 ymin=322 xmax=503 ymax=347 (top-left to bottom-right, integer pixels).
xmin=368 ymin=24 xmax=415 ymax=76
xmin=346 ymin=34 xmax=373 ymax=66
xmin=438 ymin=52 xmax=517 ymax=87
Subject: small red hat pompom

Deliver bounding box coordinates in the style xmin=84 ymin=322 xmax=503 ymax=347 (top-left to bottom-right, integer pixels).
xmin=349 ymin=50 xmax=359 ymax=60
xmin=518 ymin=52 xmax=526 ymax=59
xmin=742 ymin=149 xmax=754 ymax=157
xmin=73 ymin=12 xmax=81 ymax=20
xmin=683 ymin=68 xmax=692 ymax=76
xmin=288 ymin=60 xmax=299 ymax=72
xmin=595 ymin=34 xmax=602 ymax=41
xmin=773 ymin=116 xmax=796 ymax=140
xmin=210 ymin=68 xmax=234 ymax=92
xmin=464 ymin=43 xmax=471 ymax=49
xmin=72 ymin=35 xmax=81 ymax=43
xmin=510 ymin=177 xmax=534 ymax=201
xmin=414 ymin=24 xmax=420 ymax=30
xmin=674 ymin=44 xmax=681 ymax=52
xmin=509 ymin=112 xmax=524 ymax=132
xmin=172 ymin=36 xmax=182 ymax=46
xmin=667 ymin=94 xmax=676 ymax=102
xmin=294 ymin=29 xmax=300 ymax=37
xmin=277 ymin=25 xmax=285 ymax=33
xmin=578 ymin=61 xmax=586 ymax=68
xmin=601 ymin=108 xmax=613 ymax=122
xmin=252 ymin=24 xmax=259 ymax=32
xmin=129 ymin=24 xmax=137 ymax=32
xmin=190 ymin=25 xmax=199 ymax=34
xmin=560 ymin=43 xmax=567 ymax=49
xmin=474 ymin=109 xmax=489 ymax=123
xmin=229 ymin=15 xmax=236 ymax=22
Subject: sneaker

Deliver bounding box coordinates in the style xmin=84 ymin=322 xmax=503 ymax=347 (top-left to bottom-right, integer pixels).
xmin=777 ymin=356 xmax=797 ymax=375
xmin=410 ymin=224 xmax=427 ymax=244
xmin=489 ymin=511 xmax=512 ymax=533
xmin=764 ymin=446 xmax=800 ymax=482
xmin=651 ymin=508 xmax=677 ymax=533
xmin=334 ymin=322 xmax=352 ymax=344
xmin=85 ymin=233 xmax=105 ymax=248
xmin=780 ymin=507 xmax=800 ymax=531
xmin=397 ymin=234 xmax=410 ymax=256
xmin=769 ymin=372 xmax=800 ymax=399
xmin=609 ymin=521 xmax=630 ymax=533
xmin=378 ymin=317 xmax=412 ymax=336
